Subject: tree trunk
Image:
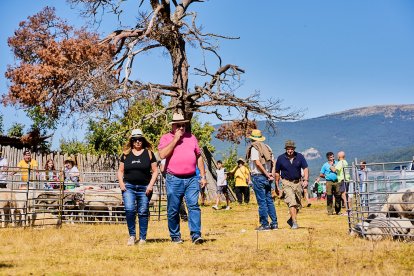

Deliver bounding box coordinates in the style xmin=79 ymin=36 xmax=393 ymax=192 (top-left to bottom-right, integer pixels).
xmin=167 ymin=35 xmax=189 ymax=117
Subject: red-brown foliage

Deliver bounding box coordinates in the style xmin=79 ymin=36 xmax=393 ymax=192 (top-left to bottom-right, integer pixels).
xmin=3 ymin=7 xmax=115 ymax=119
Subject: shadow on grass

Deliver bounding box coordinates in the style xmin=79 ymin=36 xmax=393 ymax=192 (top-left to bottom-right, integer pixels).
xmin=0 ymin=263 xmax=14 ymax=268
xmin=145 ymin=238 xmax=217 ymax=244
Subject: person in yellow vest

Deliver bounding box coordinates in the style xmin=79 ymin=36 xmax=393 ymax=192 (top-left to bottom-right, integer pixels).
xmin=16 ymin=150 xmax=38 ymax=188
xmin=229 ymin=158 xmax=251 ymax=204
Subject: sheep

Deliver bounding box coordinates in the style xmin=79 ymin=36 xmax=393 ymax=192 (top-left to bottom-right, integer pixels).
xmin=366 ymin=216 xmax=413 ymax=241
xmin=381 ymin=188 xmax=414 ymax=220
xmin=81 ymin=189 xmax=123 ymax=222
xmin=0 ymin=190 xmax=15 ymax=227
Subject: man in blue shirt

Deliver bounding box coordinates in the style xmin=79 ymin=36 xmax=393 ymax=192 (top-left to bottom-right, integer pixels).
xmin=275 ymin=140 xmax=309 ymax=230
xmin=320 ymin=152 xmax=341 ymax=215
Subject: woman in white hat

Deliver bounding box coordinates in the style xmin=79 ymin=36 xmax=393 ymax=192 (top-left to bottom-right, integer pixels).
xmin=118 ymin=128 xmax=158 ymax=246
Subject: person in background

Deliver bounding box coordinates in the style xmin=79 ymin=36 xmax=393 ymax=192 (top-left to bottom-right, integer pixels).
xmin=63 ymin=157 xmax=80 ymax=189
xmin=229 ymin=158 xmax=251 ymax=204
xmin=42 ymin=159 xmax=59 ymax=190
xmin=320 ymin=152 xmax=341 ymax=215
xmin=16 ymin=150 xmax=38 ymax=189
xmin=275 ymin=140 xmax=309 ymax=230
xmin=358 ymin=160 xmax=371 ymax=207
xmin=332 ymin=151 xmax=350 ymax=212
xmin=158 ymin=113 xmax=207 ymax=244
xmin=313 ymin=178 xmax=324 ymax=200
xmin=118 ymin=128 xmax=158 ymax=246
xmin=212 ymin=160 xmax=230 ymax=210
xmin=246 ymin=129 xmax=278 ymax=231
xmin=0 ymin=148 xmax=8 ymax=188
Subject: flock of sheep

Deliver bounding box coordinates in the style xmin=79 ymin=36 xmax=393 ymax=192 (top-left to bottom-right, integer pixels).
xmin=351 ymin=188 xmax=414 ymax=241
xmin=0 ymin=185 xmax=152 ymax=227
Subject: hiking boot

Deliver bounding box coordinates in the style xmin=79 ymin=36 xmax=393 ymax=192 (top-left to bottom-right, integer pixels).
xmin=138 ymin=239 xmax=146 ymax=245
xmin=287 ymin=217 xmax=293 ymax=227
xmin=291 ymin=222 xmax=299 ymax=230
xmin=127 ymin=236 xmax=136 ymax=246
xmin=225 ymin=206 xmax=231 ymax=210
xmin=192 ymin=236 xmax=204 ymax=244
xmin=270 ymin=224 xmax=278 ymax=230
xmin=212 ymin=205 xmax=218 ymax=210
xmin=255 ymin=225 xmax=271 ymax=231
xmin=171 ymin=237 xmax=183 ymax=244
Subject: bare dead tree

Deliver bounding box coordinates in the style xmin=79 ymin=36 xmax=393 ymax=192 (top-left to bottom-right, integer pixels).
xmin=69 ymin=0 xmax=301 ymax=129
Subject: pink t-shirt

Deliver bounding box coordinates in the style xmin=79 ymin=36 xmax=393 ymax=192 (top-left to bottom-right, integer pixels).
xmin=158 ymin=132 xmax=201 ymax=176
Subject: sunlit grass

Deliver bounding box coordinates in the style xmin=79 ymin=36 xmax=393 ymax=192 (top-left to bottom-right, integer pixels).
xmin=1 ymin=199 xmax=413 ymax=275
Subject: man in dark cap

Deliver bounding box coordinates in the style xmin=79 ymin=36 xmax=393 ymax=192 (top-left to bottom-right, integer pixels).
xmin=275 ymin=140 xmax=309 ymax=229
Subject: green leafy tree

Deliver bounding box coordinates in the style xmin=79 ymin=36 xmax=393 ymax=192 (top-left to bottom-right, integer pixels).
xmin=7 ymin=122 xmax=25 ymax=137
xmin=60 ymin=138 xmax=89 ymax=155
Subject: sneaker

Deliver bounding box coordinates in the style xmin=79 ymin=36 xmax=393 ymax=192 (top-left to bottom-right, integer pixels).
xmin=255 ymin=225 xmax=271 ymax=231
xmin=171 ymin=237 xmax=183 ymax=244
xmin=138 ymin=239 xmax=146 ymax=245
xmin=287 ymin=217 xmax=293 ymax=227
xmin=127 ymin=236 xmax=136 ymax=246
xmin=212 ymin=205 xmax=218 ymax=210
xmin=192 ymin=236 xmax=204 ymax=244
xmin=291 ymin=222 xmax=299 ymax=230
xmin=225 ymin=206 xmax=231 ymax=210
xmin=270 ymin=224 xmax=278 ymax=230
xmin=336 ymin=212 xmax=343 ymax=215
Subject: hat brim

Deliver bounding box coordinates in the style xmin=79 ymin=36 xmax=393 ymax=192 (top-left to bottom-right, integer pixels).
xmin=249 ymin=136 xmax=266 ymax=142
xmin=169 ymin=120 xmax=190 ymax=125
xmin=285 ymin=145 xmax=296 ymax=149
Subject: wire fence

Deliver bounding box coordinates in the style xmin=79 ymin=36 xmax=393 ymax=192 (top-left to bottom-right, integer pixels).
xmin=0 ymin=167 xmax=167 ymax=228
xmin=346 ymin=160 xmax=414 ymax=241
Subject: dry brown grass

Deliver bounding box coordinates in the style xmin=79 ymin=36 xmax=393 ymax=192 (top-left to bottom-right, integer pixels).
xmin=1 ymin=200 xmax=413 ymax=275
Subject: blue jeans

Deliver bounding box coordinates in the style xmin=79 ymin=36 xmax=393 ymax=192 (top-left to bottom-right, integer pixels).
xmin=166 ymin=174 xmax=201 ymax=240
xmin=122 ymin=183 xmax=150 ymax=240
xmin=252 ymin=174 xmax=278 ymax=227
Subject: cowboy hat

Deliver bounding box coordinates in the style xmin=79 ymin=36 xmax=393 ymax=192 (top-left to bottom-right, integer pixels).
xmin=248 ymin=129 xmax=266 ymax=142
xmin=169 ymin=113 xmax=190 ymax=125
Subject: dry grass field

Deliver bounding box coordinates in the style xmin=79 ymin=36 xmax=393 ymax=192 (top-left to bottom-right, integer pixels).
xmin=1 ymin=199 xmax=413 ymax=275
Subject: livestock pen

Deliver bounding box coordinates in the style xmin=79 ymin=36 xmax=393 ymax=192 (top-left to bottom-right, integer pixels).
xmin=346 ymin=160 xmax=414 ymax=241
xmin=0 ymin=167 xmax=168 ymax=228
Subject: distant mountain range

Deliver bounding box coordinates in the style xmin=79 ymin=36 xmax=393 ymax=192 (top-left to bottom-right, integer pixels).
xmin=211 ymin=104 xmax=414 ymax=180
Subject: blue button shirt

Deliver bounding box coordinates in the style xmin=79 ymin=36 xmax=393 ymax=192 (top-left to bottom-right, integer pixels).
xmin=275 ymin=152 xmax=308 ymax=180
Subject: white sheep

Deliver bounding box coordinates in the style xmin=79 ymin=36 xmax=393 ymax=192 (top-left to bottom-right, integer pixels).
xmin=381 ymin=188 xmax=414 ymax=220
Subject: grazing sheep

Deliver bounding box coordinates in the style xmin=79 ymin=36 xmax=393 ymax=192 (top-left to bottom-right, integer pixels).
xmin=381 ymin=188 xmax=414 ymax=220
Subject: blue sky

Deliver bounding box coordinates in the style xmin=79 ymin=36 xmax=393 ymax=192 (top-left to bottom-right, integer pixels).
xmin=1 ymin=0 xmax=414 ymax=149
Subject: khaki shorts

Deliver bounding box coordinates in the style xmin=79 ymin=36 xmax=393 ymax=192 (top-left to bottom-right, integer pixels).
xmin=281 ymin=179 xmax=303 ymax=209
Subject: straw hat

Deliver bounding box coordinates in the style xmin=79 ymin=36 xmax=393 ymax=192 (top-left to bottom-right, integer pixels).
xmin=65 ymin=156 xmax=76 ymax=164
xmin=248 ymin=129 xmax=266 ymax=142
xmin=169 ymin=113 xmax=189 ymax=125
xmin=237 ymin=158 xmax=245 ymax=164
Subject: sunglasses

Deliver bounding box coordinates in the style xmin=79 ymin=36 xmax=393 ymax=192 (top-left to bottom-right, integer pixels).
xmin=175 ymin=124 xmax=186 ymax=128
xmin=131 ymin=137 xmax=144 ymax=143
